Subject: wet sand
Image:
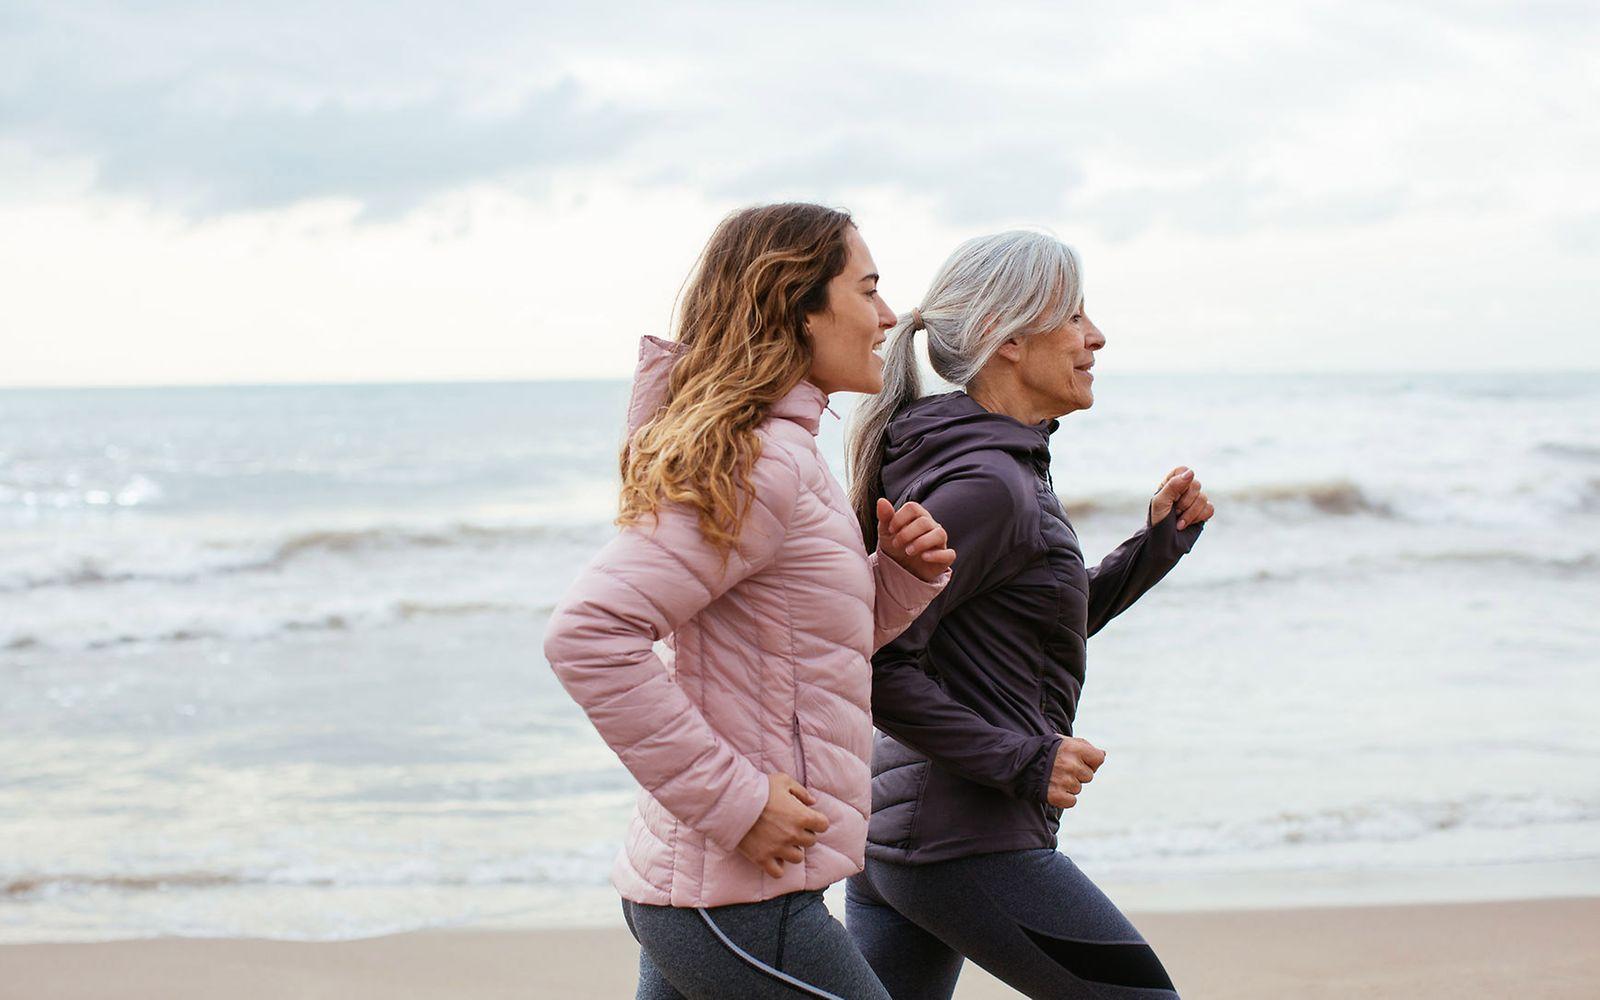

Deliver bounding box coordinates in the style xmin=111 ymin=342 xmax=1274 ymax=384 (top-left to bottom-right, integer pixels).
xmin=3 ymin=895 xmax=1597 ymax=999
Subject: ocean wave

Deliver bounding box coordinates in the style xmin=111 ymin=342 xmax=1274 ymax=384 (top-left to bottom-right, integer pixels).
xmin=3 ymin=849 xmax=617 ymax=898
xmin=5 ymin=872 xmax=241 ymax=897
xmin=1178 ymin=547 xmax=1600 ymax=591
xmin=1407 ymin=550 xmax=1600 ymax=573
xmin=9 ymin=600 xmax=555 ymax=654
xmin=1536 ymin=442 xmax=1600 ymax=463
xmin=0 ymin=522 xmax=606 ymax=595
xmin=1074 ymin=793 xmax=1600 ymax=864
xmin=1222 ymin=480 xmax=1395 ymax=517
xmin=9 ymin=793 xmax=1597 ymax=899
xmin=1063 ymin=478 xmax=1394 ymax=520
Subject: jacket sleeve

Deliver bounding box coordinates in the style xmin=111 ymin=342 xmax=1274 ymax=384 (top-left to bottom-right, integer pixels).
xmin=868 ymin=467 xmax=1062 ymax=803
xmin=866 ymin=547 xmax=951 ymax=652
xmin=1085 ymin=503 xmax=1204 ymax=637
xmin=540 ymin=451 xmax=800 ymax=853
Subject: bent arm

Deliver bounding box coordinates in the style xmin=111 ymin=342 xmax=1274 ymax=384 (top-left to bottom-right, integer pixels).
xmin=1085 ymin=504 xmax=1203 ymax=637
xmin=871 ymin=642 xmax=1062 ymax=801
xmin=541 ymin=457 xmax=798 ymax=852
xmin=868 ymin=467 xmax=1059 ymax=801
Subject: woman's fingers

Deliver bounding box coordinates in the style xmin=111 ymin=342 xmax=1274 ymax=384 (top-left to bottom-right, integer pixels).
xmin=1158 ymin=468 xmax=1193 ymax=496
xmin=887 ymin=500 xmax=929 ymax=534
xmin=1177 ymin=489 xmax=1213 ymax=530
xmin=784 ymin=778 xmax=816 ymax=806
xmin=876 ymin=501 xmax=955 ymax=580
xmin=1175 ymin=482 xmax=1202 ymax=529
xmin=898 ymin=519 xmax=946 ymax=556
xmin=875 ymin=497 xmax=895 ymax=530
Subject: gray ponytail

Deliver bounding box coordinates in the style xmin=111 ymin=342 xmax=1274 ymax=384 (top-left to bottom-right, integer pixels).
xmin=845 ymin=313 xmax=924 ymax=544
xmin=845 ymin=230 xmax=1083 ymax=547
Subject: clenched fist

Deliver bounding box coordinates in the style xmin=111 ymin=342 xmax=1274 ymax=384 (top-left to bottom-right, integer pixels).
xmin=1149 ymin=466 xmax=1215 ymax=532
xmin=876 ymin=498 xmax=957 ymax=583
xmin=1047 ymin=736 xmax=1107 ymax=810
xmin=737 ymin=772 xmax=830 ymax=878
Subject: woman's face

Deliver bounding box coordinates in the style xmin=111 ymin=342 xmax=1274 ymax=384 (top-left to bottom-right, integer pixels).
xmin=804 ymin=227 xmax=897 ymax=396
xmin=1015 ymin=304 xmax=1106 ymax=418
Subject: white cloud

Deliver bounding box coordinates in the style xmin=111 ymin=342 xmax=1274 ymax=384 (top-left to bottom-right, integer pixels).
xmin=1 ymin=1 xmax=1597 ymax=383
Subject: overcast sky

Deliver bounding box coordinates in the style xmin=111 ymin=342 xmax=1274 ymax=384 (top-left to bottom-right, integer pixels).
xmin=2 ymin=0 xmax=1596 ymax=386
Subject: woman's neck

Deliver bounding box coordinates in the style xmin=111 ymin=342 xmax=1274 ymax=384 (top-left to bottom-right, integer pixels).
xmin=966 ymin=377 xmax=1055 ymax=426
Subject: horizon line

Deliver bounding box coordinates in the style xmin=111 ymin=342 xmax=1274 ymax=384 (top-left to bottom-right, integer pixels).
xmin=5 ymin=368 xmax=1599 ymax=391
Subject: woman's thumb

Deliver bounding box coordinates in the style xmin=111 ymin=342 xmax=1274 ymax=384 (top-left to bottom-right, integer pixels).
xmin=1157 ymin=468 xmax=1193 ymax=499
xmin=876 ymin=497 xmax=895 ymax=525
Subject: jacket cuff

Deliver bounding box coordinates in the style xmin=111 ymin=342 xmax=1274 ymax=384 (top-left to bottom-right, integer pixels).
xmin=698 ymin=765 xmax=772 ymax=854
xmin=872 ymin=546 xmax=951 ymax=617
xmin=1021 ymin=734 xmax=1064 ymax=803
xmin=1146 ymin=503 xmax=1204 ymax=558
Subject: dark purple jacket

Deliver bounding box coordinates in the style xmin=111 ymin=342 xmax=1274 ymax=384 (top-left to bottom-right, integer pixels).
xmin=865 ymin=391 xmax=1203 ymax=864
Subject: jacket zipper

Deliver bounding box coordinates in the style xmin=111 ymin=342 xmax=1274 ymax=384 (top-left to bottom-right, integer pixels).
xmin=791 ymin=714 xmax=808 ymax=787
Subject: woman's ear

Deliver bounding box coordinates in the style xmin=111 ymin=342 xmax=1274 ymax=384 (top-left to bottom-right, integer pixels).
xmin=994 ymin=336 xmax=1025 ymax=363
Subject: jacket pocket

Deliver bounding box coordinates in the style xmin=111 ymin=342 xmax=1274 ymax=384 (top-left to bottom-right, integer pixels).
xmin=791 ymin=714 xmax=809 ymax=786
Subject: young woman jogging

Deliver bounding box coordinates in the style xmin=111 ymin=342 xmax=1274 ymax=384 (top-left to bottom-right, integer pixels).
xmin=543 ymin=203 xmax=956 ymax=1000
xmin=843 ymin=231 xmax=1215 ymax=999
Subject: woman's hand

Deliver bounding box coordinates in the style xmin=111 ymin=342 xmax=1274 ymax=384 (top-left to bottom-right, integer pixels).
xmin=1149 ymin=466 xmax=1215 ymax=531
xmin=876 ymin=498 xmax=957 ymax=583
xmin=1047 ymin=736 xmax=1106 ymax=810
xmin=736 ymin=772 xmax=831 ymax=878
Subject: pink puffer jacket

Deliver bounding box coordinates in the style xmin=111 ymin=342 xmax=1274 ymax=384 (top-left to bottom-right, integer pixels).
xmin=543 ymin=336 xmax=948 ymax=908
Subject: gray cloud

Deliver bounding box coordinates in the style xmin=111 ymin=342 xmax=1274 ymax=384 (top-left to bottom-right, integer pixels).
xmin=2 ymin=72 xmax=642 ymax=217
xmin=4 ymin=0 xmax=1597 ymax=235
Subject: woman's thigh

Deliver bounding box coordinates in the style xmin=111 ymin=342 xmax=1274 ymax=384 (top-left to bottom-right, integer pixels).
xmin=845 ymin=871 xmax=965 ymax=1000
xmin=865 ymin=850 xmax=1180 ymax=999
xmin=622 ymin=891 xmax=891 ymax=1000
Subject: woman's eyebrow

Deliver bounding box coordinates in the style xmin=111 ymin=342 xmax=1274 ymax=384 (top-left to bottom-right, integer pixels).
xmin=859 ymin=271 xmax=880 ymax=283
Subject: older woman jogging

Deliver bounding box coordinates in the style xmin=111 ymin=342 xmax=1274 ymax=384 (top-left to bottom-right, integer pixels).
xmin=843 ymin=230 xmax=1214 ymax=999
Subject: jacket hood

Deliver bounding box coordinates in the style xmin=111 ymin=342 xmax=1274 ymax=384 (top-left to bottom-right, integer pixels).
xmin=881 ymin=391 xmax=1056 ymax=497
xmin=624 ymin=335 xmax=830 ymax=438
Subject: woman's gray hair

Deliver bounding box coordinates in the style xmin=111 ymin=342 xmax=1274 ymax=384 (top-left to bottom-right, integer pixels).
xmin=846 ymin=230 xmax=1083 ymax=546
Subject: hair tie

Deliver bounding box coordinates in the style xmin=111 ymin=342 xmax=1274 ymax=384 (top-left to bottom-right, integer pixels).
xmin=909 ymin=307 xmax=926 ymax=331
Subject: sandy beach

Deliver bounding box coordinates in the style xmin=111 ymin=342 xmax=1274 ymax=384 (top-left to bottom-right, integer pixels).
xmin=4 ymin=895 xmax=1596 ymax=999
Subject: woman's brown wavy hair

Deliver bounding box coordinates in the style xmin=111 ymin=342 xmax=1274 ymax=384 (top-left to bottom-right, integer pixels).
xmin=619 ymin=203 xmax=854 ymax=556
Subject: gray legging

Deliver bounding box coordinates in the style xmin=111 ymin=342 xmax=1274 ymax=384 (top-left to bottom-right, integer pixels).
xmin=845 ymin=849 xmax=1179 ymax=1000
xmin=621 ymin=890 xmax=891 ymax=1000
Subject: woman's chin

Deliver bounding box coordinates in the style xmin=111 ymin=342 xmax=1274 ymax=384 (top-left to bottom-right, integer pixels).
xmin=853 ymin=360 xmax=886 ymax=395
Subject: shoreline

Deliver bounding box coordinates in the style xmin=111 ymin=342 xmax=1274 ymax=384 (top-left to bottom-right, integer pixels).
xmin=7 ymin=856 xmax=1600 ymax=946
xmin=3 ymin=896 xmax=1596 ymax=999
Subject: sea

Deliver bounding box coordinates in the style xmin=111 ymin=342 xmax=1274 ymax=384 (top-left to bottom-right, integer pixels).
xmin=3 ymin=372 xmax=1598 ymax=942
